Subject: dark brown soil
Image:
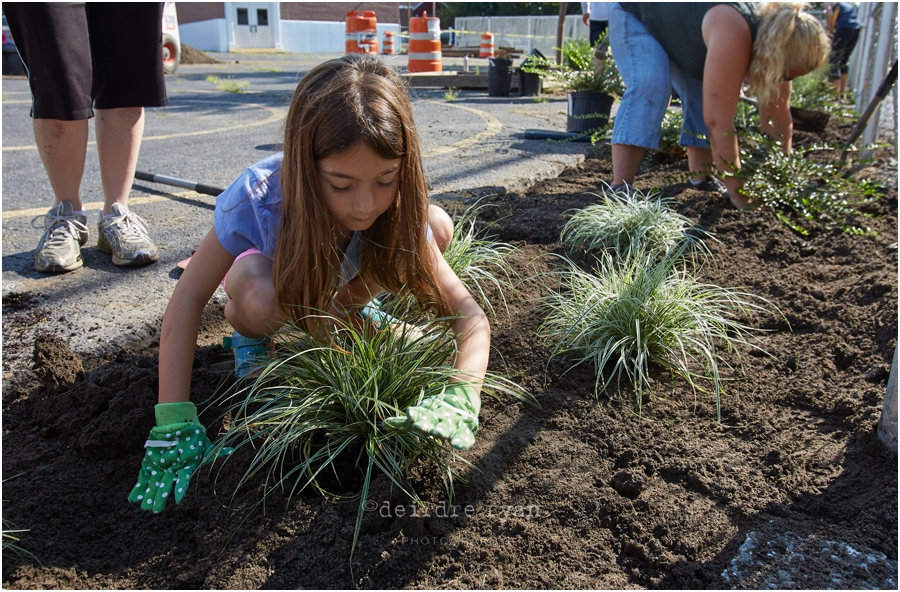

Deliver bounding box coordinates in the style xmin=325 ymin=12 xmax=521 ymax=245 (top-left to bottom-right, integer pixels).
xmin=2 ymin=121 xmax=897 ymax=589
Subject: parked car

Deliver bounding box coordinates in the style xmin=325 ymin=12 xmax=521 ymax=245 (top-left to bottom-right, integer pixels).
xmin=2 ymin=12 xmax=26 ymax=76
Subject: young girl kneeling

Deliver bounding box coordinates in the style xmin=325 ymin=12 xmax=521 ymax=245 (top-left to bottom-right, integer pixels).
xmin=129 ymin=55 xmax=490 ymax=514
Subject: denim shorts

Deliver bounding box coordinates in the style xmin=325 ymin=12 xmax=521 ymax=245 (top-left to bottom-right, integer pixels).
xmin=609 ymin=4 xmax=710 ymax=149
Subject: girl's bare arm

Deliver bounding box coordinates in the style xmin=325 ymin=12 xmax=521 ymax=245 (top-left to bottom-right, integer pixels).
xmin=427 ymin=240 xmax=491 ymax=394
xmin=158 ymin=227 xmax=236 ymax=404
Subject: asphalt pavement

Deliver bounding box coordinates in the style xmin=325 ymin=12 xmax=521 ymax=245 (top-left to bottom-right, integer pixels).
xmin=1 ymin=51 xmax=602 ymax=358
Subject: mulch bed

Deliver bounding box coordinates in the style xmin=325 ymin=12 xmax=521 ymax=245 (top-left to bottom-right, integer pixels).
xmin=2 ymin=117 xmax=897 ymax=589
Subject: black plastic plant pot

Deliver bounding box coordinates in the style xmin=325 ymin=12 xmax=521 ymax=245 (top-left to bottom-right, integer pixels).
xmin=519 ymin=70 xmax=542 ymax=96
xmin=567 ymin=91 xmax=614 ymax=133
xmin=790 ymin=106 xmax=830 ymax=134
xmin=488 ymin=57 xmax=513 ymax=97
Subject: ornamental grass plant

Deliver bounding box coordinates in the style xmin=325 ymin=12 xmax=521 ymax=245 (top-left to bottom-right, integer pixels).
xmin=561 ymin=187 xmax=712 ymax=261
xmin=441 ymin=200 xmax=518 ymax=317
xmin=539 ymin=247 xmax=775 ymax=420
xmin=209 ymin=315 xmax=533 ymax=554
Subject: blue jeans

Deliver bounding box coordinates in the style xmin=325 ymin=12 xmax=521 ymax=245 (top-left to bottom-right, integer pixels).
xmin=609 ymin=4 xmax=709 ymax=149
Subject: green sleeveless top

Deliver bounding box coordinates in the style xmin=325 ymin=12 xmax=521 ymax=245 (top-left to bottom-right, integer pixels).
xmin=619 ymin=3 xmax=760 ymax=80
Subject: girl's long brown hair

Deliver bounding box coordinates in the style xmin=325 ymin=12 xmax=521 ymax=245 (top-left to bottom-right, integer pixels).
xmin=274 ymin=54 xmax=449 ymax=340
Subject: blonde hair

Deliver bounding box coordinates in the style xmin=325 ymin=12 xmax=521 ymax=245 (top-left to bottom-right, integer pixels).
xmin=275 ymin=54 xmax=449 ymax=340
xmin=746 ymin=2 xmax=830 ymax=104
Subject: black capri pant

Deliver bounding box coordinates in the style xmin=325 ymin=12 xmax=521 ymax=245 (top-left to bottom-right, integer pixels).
xmin=4 ymin=2 xmax=169 ymax=120
xmin=829 ymin=27 xmax=861 ymax=77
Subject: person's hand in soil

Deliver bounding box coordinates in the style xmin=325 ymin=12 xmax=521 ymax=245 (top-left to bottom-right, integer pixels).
xmin=128 ymin=402 xmax=233 ymax=513
xmin=385 ymin=383 xmax=481 ymax=450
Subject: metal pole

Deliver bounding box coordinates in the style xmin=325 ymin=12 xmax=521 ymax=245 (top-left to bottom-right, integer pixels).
xmin=556 ymin=2 xmax=567 ymax=64
xmin=861 ymin=1 xmax=897 ymax=153
xmin=841 ymin=59 xmax=898 ymax=162
xmin=133 ymin=171 xmax=226 ymax=196
xmin=855 ymin=3 xmax=878 ymax=114
xmin=847 ymin=3 xmax=870 ymax=97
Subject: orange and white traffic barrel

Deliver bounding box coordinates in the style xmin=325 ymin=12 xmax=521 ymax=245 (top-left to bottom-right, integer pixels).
xmin=346 ymin=11 xmax=378 ymax=54
xmin=382 ymin=30 xmax=395 ymax=55
xmin=480 ymin=32 xmax=494 ymax=58
xmin=408 ymin=13 xmax=441 ymax=73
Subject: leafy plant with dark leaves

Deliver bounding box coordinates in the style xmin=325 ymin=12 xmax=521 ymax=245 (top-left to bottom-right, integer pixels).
xmin=729 ymin=132 xmax=882 ymax=236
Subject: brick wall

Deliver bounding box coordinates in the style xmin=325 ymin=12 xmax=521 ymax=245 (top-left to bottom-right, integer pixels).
xmin=174 ymin=2 xmax=224 ymax=25
xmin=280 ymin=2 xmax=400 ymax=24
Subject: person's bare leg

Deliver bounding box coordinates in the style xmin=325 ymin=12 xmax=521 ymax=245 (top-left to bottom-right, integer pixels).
xmin=839 ymin=73 xmax=849 ymax=96
xmin=687 ymin=146 xmax=714 ymax=183
xmin=223 ymin=253 xmax=286 ymax=337
xmin=427 ymin=203 xmax=453 ymax=253
xmin=33 ymin=118 xmax=89 ymax=210
xmin=95 ymin=107 xmax=144 ymax=216
xmin=611 ymin=143 xmax=646 ymax=185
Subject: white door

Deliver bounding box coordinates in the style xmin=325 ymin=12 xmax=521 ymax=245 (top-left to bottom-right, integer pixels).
xmin=233 ymin=3 xmax=274 ymax=49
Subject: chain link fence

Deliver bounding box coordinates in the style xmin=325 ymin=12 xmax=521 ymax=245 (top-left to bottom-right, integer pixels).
xmin=849 ymin=2 xmax=898 ymax=146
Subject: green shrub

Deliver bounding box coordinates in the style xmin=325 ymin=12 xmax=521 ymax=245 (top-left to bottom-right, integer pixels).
xmin=732 ymin=132 xmax=881 ymax=236
xmin=791 ymin=67 xmax=856 ymax=117
xmin=521 ymin=36 xmax=624 ymax=96
xmin=658 ymin=109 xmax=686 ymax=156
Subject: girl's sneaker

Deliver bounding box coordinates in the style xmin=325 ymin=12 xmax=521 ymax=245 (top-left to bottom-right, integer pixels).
xmin=222 ymin=332 xmax=273 ymax=378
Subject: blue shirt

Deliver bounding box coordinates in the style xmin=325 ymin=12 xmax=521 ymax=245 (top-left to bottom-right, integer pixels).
xmin=832 ymin=2 xmax=861 ymax=31
xmin=214 ymin=153 xmax=364 ymax=285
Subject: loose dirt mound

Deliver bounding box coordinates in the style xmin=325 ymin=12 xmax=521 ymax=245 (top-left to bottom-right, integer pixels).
xmin=2 ymin=119 xmax=897 ymax=589
xmin=180 ymin=43 xmax=222 ymax=65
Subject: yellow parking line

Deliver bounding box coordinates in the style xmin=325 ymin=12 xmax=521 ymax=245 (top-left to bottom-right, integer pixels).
xmin=2 ymin=192 xmax=201 ymax=221
xmin=2 ymin=101 xmax=286 ymax=151
xmin=421 ymin=101 xmax=502 ymax=157
xmin=3 ymin=101 xmax=500 ymax=220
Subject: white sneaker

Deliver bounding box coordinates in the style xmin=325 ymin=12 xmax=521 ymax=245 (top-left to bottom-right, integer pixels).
xmin=32 ymin=201 xmax=89 ymax=273
xmin=97 ymin=203 xmax=159 ymax=266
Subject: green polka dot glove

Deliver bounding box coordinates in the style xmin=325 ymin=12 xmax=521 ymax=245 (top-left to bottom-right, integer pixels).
xmin=385 ymin=383 xmax=481 ymax=450
xmin=128 ymin=402 xmax=233 ymax=513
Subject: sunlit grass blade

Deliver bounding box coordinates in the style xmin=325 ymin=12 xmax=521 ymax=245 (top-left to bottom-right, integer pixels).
xmin=538 ymin=246 xmax=777 ymax=420
xmin=442 ymin=199 xmax=519 ymax=317
xmin=3 ymin=477 xmax=40 ymax=565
